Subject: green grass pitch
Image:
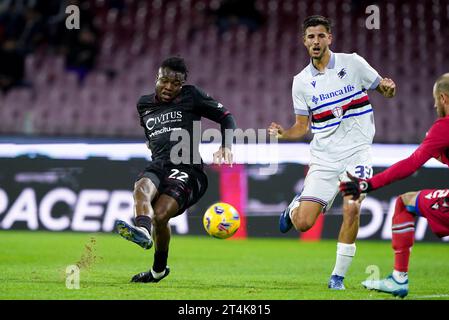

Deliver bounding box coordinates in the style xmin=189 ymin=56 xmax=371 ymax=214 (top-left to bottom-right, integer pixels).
xmin=1 ymin=231 xmax=449 ymax=300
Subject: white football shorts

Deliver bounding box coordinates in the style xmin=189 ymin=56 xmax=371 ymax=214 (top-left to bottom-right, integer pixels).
xmin=300 ymin=149 xmax=373 ymax=212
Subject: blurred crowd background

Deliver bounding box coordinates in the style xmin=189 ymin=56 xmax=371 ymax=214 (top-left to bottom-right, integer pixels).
xmin=0 ymin=0 xmax=448 ymax=143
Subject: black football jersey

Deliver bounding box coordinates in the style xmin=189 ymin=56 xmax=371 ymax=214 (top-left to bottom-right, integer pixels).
xmin=137 ymin=85 xmax=232 ymax=167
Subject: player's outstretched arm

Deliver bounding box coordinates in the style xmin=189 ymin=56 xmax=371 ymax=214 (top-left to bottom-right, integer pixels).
xmin=268 ymin=115 xmax=309 ymax=140
xmin=376 ymin=77 xmax=396 ymax=98
xmin=340 ymin=140 xmax=435 ymax=199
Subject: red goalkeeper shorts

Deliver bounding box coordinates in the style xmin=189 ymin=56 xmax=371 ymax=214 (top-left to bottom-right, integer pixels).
xmin=416 ymin=189 xmax=449 ymax=238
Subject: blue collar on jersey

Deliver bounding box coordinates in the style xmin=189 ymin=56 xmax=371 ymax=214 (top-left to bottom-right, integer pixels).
xmin=309 ymin=50 xmax=335 ymax=76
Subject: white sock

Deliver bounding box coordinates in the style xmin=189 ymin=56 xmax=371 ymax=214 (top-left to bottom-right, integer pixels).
xmin=288 ymin=200 xmax=300 ymax=219
xmin=151 ymin=268 xmax=166 ymax=279
xmin=331 ymin=242 xmax=356 ymax=278
xmin=137 ymin=226 xmax=150 ymax=239
xmin=392 ymin=270 xmax=408 ymax=283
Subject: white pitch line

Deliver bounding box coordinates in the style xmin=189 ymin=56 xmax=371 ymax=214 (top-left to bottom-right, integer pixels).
xmin=413 ymin=294 xmax=449 ymax=299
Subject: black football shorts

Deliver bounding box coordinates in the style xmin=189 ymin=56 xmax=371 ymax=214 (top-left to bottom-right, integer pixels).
xmin=137 ymin=160 xmax=208 ymax=216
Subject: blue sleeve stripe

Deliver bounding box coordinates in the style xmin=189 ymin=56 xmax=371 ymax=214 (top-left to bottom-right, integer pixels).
xmin=369 ymin=76 xmax=382 ymax=90
xmin=294 ymin=109 xmax=310 ymax=116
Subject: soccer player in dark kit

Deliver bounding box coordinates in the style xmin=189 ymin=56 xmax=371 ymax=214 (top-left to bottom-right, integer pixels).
xmin=115 ymin=56 xmax=236 ymax=283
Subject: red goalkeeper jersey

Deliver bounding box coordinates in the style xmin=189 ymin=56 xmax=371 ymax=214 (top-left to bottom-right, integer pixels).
xmin=370 ymin=116 xmax=449 ymax=190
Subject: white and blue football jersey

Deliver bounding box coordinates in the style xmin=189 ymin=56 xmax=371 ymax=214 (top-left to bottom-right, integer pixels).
xmin=292 ymin=51 xmax=381 ymax=161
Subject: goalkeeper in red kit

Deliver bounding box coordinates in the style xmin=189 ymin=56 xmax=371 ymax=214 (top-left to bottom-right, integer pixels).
xmin=340 ymin=73 xmax=449 ymax=298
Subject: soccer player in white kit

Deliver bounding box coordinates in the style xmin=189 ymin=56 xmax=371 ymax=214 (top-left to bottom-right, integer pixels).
xmin=268 ymin=15 xmax=396 ymax=290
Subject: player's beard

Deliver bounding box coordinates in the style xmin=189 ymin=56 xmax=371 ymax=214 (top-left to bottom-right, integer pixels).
xmin=311 ymin=46 xmax=328 ymax=61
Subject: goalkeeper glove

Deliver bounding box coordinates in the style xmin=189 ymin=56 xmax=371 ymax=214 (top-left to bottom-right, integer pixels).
xmin=339 ymin=172 xmax=372 ymax=200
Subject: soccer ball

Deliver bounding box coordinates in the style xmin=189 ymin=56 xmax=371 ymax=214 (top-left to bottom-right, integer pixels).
xmin=203 ymin=202 xmax=240 ymax=239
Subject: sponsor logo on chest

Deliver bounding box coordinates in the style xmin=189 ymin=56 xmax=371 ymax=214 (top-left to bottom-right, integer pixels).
xmin=145 ymin=111 xmax=183 ymax=130
xmin=318 ymin=84 xmax=355 ymax=102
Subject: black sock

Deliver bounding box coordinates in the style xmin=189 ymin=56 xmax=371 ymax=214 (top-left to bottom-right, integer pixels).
xmin=153 ymin=250 xmax=168 ymax=273
xmin=135 ymin=215 xmax=152 ymax=235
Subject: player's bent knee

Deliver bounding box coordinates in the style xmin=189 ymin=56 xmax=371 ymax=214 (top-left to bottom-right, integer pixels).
xmin=393 ymin=196 xmax=416 ymax=223
xmin=297 ymin=222 xmax=313 ymax=232
xmin=292 ymin=203 xmax=322 ymax=232
xmin=152 ymin=211 xmax=170 ymax=227
xmin=294 ymin=216 xmax=314 ymax=232
xmin=400 ymin=191 xmax=419 ymax=207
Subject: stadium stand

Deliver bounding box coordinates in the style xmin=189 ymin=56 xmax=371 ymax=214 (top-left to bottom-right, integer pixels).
xmin=0 ymin=0 xmax=448 ymax=143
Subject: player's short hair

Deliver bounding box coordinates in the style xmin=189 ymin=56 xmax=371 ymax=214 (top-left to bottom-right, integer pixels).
xmin=302 ymin=15 xmax=332 ymax=35
xmin=160 ymin=56 xmax=188 ymax=80
xmin=435 ymin=73 xmax=449 ymax=95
